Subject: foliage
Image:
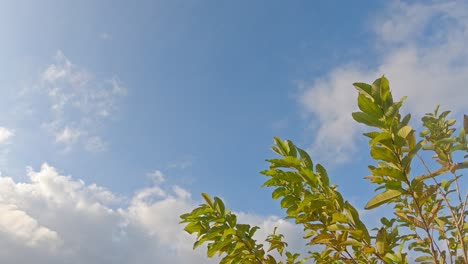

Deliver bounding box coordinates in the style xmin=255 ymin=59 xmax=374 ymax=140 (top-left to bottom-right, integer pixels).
xmin=180 ymin=76 xmax=468 ymax=263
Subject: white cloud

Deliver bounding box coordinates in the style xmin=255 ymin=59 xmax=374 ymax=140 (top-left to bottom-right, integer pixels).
xmin=0 ymin=163 xmax=305 ymax=263
xmin=147 ymin=170 xmax=165 ymax=184
xmin=299 ymin=1 xmax=468 ymax=164
xmin=0 ymin=203 xmax=61 ymax=249
xmin=38 ymin=51 xmax=127 ymax=152
xmin=55 ymin=127 xmax=81 ymax=145
xmin=0 ymin=127 xmax=14 ymax=144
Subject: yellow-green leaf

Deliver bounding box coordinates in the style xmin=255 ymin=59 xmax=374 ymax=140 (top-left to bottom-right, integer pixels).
xmin=202 ymin=193 xmax=214 ymax=208
xmin=376 ymin=228 xmax=387 ymax=255
xmin=370 ymin=146 xmax=398 ymax=163
xmin=365 ymin=189 xmax=402 ymax=209
xmin=352 ymin=112 xmax=385 ymax=128
xmin=353 ymin=82 xmax=372 ymax=97
xmin=397 ymin=126 xmax=413 ymax=139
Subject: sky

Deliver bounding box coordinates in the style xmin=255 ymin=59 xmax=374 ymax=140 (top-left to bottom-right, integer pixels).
xmin=0 ymin=0 xmax=467 ymax=263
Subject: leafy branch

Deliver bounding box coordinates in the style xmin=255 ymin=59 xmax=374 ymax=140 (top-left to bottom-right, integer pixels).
xmin=180 ymin=76 xmax=467 ymax=264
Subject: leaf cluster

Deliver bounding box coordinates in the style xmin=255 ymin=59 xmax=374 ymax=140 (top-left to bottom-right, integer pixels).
xmin=180 ymin=76 xmax=467 ymax=264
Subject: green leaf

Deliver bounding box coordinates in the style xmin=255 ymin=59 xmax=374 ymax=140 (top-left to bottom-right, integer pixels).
xmin=365 ymin=189 xmax=402 ymax=209
xmin=371 ymin=78 xmax=383 ymax=105
xmin=268 ymin=156 xmax=302 ymax=169
xmin=376 ymin=228 xmax=387 ymax=255
xmin=397 ymin=126 xmax=413 ymax=139
xmin=370 ymin=146 xmax=398 ymax=163
xmin=272 ymin=187 xmax=285 ymax=200
xmin=184 ymin=222 xmax=204 ymax=234
xmin=285 ymin=140 xmax=297 ymax=157
xmin=415 ymin=256 xmax=433 ymax=262
xmin=353 ymin=82 xmax=372 ymax=97
xmin=401 ymin=113 xmax=411 ymax=126
xmin=352 ymin=112 xmax=385 ymax=128
xmin=280 ymin=196 xmax=298 ymax=209
xmin=202 ymin=193 xmax=214 ymax=208
xmin=395 ymin=211 xmax=425 ymax=229
xmin=358 ymin=93 xmax=382 ymax=117
xmin=214 ymin=197 xmax=225 ymax=215
xmin=379 ymin=76 xmax=391 ymax=103
xmin=363 ymin=131 xmax=380 ymax=139
xmin=369 ymin=132 xmax=392 ymax=147
xmin=459 ymin=127 xmax=466 ymax=145
xmin=332 ymin=212 xmax=348 ymax=223
xmin=315 ymin=164 xmax=329 ymax=186
xmin=273 ymin=137 xmax=288 ymax=156
xmin=309 ymin=234 xmax=335 ymax=245
xmin=297 ymin=147 xmax=313 ymax=169
xmin=434 ymin=137 xmax=457 ymax=146
xmin=369 ymin=166 xmax=405 ymax=181
xmin=464 ymin=114 xmax=468 ymax=131
xmin=402 ymin=141 xmax=423 ymax=169
xmin=384 ymin=97 xmax=406 ymax=119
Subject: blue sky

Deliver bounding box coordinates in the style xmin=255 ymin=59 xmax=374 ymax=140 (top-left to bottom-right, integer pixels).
xmin=0 ymin=1 xmax=467 ymax=263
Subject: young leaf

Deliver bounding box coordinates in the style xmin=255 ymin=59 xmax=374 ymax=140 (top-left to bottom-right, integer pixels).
xmin=214 ymin=197 xmax=226 ymax=215
xmin=365 ymin=189 xmax=402 ymax=209
xmin=202 ymin=193 xmax=214 ymax=208
xmin=353 ymin=82 xmax=373 ymax=97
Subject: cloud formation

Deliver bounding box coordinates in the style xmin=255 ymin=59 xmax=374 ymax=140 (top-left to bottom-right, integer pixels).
xmin=39 ymin=51 xmax=126 ymax=152
xmin=0 ymin=127 xmax=14 ymax=144
xmin=0 ymin=164 xmax=304 ymax=263
xmin=299 ymin=1 xmax=468 ymax=164
xmin=147 ymin=170 xmax=166 ymax=184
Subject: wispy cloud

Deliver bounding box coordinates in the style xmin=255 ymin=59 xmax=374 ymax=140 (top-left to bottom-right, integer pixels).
xmin=299 ymin=1 xmax=468 ymax=164
xmin=168 ymin=158 xmax=193 ymax=170
xmin=147 ymin=170 xmax=166 ymax=184
xmin=55 ymin=127 xmax=81 ymax=145
xmin=35 ymin=51 xmax=127 ymax=152
xmin=0 ymin=127 xmax=14 ymax=144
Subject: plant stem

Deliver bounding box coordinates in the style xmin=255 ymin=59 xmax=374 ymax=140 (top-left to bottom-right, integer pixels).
xmin=416 ymin=154 xmax=468 ymax=263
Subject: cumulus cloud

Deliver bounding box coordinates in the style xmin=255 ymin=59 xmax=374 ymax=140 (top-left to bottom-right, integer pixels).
xmin=299 ymin=1 xmax=468 ymax=163
xmin=0 ymin=203 xmax=61 ymax=249
xmin=38 ymin=51 xmax=126 ymax=152
xmin=0 ymin=127 xmax=14 ymax=144
xmin=0 ymin=164 xmax=305 ymax=263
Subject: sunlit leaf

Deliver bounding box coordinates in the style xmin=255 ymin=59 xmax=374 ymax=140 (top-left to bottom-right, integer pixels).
xmin=376 ymin=228 xmax=387 ymax=255
xmin=352 ymin=112 xmax=385 ymax=128
xmin=365 ymin=189 xmax=402 ymax=209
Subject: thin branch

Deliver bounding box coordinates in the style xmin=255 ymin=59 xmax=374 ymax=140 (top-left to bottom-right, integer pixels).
xmin=405 ymin=155 xmax=442 ymax=263
xmin=343 ymin=248 xmax=359 ymax=264
xmin=416 ymin=154 xmax=468 ymax=263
